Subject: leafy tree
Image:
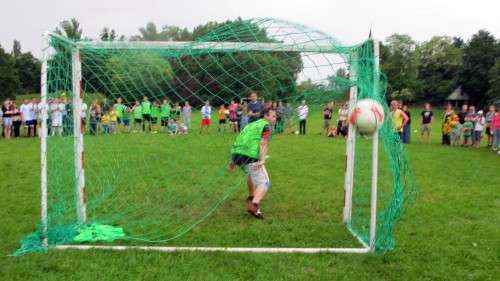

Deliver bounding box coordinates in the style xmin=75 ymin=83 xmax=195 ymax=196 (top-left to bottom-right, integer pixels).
xmin=14 ymin=52 xmax=41 ymax=94
xmin=459 ymin=30 xmax=499 ymax=105
xmin=417 ymin=36 xmax=463 ymax=103
xmin=55 ymin=18 xmax=83 ymax=40
xmin=390 ymin=88 xmax=415 ymax=102
xmin=103 ymin=52 xmax=174 ymax=103
xmin=381 ymin=34 xmax=421 ymax=102
xmin=12 ymin=40 xmax=22 ymax=57
xmin=0 ymin=44 xmax=21 ymax=100
xmin=125 ymin=19 xmax=302 ymax=105
xmin=487 ymin=58 xmax=500 ymax=103
xmin=100 ymin=27 xmax=117 ymax=41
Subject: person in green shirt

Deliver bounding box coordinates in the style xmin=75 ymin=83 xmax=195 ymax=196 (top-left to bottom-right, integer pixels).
xmin=114 ymin=97 xmax=126 ymax=132
xmin=228 ymin=108 xmax=277 ymax=219
xmin=463 ymin=118 xmax=474 ymax=147
xmin=151 ymin=100 xmax=160 ymax=133
xmin=122 ymin=105 xmax=131 ymax=133
xmin=132 ymin=100 xmax=142 ymax=133
xmin=160 ymin=99 xmax=171 ymax=132
xmin=141 ymin=96 xmax=152 ymax=132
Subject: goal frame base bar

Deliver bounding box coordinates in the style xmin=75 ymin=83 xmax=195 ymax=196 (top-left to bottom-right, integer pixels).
xmin=54 ymin=245 xmax=370 ymax=254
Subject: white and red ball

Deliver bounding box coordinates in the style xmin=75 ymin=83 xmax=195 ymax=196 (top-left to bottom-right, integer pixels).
xmin=348 ymin=99 xmax=385 ymax=135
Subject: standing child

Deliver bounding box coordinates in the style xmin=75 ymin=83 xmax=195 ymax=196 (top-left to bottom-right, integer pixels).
xmin=182 ymin=102 xmax=192 ymax=130
xmin=473 ymin=110 xmax=485 ymax=148
xmin=109 ymin=108 xmax=118 ymax=134
xmin=132 ymin=101 xmax=142 ymax=133
xmin=122 ymin=105 xmax=131 ymax=133
xmin=151 ymin=100 xmax=160 ymax=133
xmin=141 ymin=96 xmax=152 ymax=132
xmin=160 ymin=99 xmax=171 ymax=132
xmin=218 ymin=104 xmax=228 ymax=133
xmin=450 ymin=113 xmax=461 ymax=146
xmin=485 ymin=105 xmax=495 ymax=147
xmin=114 ymin=97 xmax=125 ymax=132
xmin=101 ymin=112 xmax=110 ymax=135
xmin=490 ymin=109 xmax=500 ymax=153
xmin=322 ymin=102 xmax=333 ymax=136
xmin=228 ymin=100 xmax=239 ymax=133
xmin=420 ymin=103 xmax=433 ymax=144
xmin=402 ymin=104 xmax=411 ymax=144
xmin=12 ymin=104 xmax=22 ymax=138
xmin=462 ymin=117 xmax=473 ymax=147
xmin=50 ymin=98 xmax=64 ymax=136
xmin=200 ymin=100 xmax=211 ymax=134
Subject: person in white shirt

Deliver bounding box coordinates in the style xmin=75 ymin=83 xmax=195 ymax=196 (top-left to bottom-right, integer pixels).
xmin=20 ymin=99 xmax=34 ymax=137
xmin=81 ymin=102 xmax=88 ymax=132
xmin=297 ymin=100 xmax=309 ymax=135
xmin=30 ymin=98 xmax=39 ymax=137
xmin=200 ymin=100 xmax=212 ymax=134
xmin=50 ymin=98 xmax=64 ymax=136
xmin=473 ymin=110 xmax=486 ymax=149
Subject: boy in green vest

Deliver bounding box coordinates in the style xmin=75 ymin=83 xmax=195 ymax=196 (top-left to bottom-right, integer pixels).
xmin=132 ymin=101 xmax=142 ymax=133
xmin=229 ymin=109 xmax=277 ymax=219
xmin=160 ymin=99 xmax=171 ymax=132
xmin=114 ymin=97 xmax=126 ymax=132
xmin=151 ymin=100 xmax=160 ymax=133
xmin=141 ymin=96 xmax=152 ymax=132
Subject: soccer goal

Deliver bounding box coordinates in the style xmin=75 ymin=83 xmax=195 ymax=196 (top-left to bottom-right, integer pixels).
xmin=16 ymin=18 xmax=415 ymax=256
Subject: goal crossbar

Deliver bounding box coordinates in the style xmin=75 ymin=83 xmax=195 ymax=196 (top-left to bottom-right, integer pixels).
xmin=48 ymin=32 xmax=350 ymax=54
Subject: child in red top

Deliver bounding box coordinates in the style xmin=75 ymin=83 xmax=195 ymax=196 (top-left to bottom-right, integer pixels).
xmin=490 ymin=109 xmax=500 ymax=152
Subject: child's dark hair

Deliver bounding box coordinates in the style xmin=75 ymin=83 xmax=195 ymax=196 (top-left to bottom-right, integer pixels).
xmin=263 ymin=108 xmax=276 ymax=116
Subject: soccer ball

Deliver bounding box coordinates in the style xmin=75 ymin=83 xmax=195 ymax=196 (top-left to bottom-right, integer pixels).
xmin=294 ymin=131 xmax=299 ymax=135
xmin=348 ymin=99 xmax=385 ymax=136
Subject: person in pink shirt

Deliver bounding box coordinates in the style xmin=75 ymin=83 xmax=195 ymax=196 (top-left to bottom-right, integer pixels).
xmin=228 ymin=99 xmax=239 ymax=133
xmin=490 ymin=107 xmax=500 ymax=153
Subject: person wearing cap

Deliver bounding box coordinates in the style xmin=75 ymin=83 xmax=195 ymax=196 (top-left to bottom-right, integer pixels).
xmin=473 ymin=110 xmax=486 ymax=148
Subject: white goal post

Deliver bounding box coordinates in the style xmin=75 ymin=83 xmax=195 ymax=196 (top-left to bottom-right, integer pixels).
xmin=41 ymin=32 xmax=381 ymax=254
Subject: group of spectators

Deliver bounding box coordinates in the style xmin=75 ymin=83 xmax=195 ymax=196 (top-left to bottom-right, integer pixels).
xmin=389 ymin=99 xmax=500 ymax=154
xmin=442 ymin=103 xmax=500 ymax=153
xmin=200 ymin=92 xmax=297 ymax=135
xmin=1 ymin=97 xmax=40 ymax=139
xmin=3 ymin=93 xmax=500 ymax=156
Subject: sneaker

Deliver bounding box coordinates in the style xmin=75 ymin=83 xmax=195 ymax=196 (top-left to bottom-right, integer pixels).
xmin=248 ymin=203 xmax=264 ymax=219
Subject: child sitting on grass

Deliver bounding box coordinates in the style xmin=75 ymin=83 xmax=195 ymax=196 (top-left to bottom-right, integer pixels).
xmin=167 ymin=118 xmax=178 ymax=135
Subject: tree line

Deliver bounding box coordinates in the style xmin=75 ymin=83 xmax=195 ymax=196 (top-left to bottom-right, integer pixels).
xmin=1 ymin=18 xmax=499 ymax=106
xmin=381 ymin=32 xmax=500 ymax=105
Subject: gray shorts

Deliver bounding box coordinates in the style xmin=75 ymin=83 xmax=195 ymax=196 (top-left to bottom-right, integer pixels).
xmin=323 ymin=119 xmax=331 ymax=129
xmin=421 ymin=123 xmax=431 ymax=134
xmin=245 ymin=162 xmax=270 ymax=190
xmin=3 ymin=117 xmax=13 ymax=126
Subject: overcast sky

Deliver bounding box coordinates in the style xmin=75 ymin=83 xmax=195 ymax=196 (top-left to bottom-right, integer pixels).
xmin=1 ymin=0 xmax=499 ymax=58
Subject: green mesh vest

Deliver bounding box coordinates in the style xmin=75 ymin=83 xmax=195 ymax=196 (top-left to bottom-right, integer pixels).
xmin=231 ymin=119 xmax=270 ymax=159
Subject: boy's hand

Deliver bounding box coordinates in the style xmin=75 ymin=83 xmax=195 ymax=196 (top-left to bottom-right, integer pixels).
xmin=228 ymin=162 xmax=236 ymax=172
xmin=254 ymin=160 xmax=265 ymax=170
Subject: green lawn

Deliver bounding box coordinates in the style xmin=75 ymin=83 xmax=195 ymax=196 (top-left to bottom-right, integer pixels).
xmin=0 ymin=109 xmax=499 ymax=281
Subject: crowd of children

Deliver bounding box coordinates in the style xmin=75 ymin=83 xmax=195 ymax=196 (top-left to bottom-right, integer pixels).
xmin=2 ymin=95 xmax=500 ymax=156
xmin=442 ymin=103 xmax=500 ymax=154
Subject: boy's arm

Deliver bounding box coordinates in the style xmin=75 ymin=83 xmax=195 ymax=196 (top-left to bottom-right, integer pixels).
xmin=401 ymin=110 xmax=409 ymax=127
xmin=257 ymin=138 xmax=269 ymax=167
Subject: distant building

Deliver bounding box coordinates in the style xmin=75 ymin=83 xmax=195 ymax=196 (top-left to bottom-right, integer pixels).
xmin=446 ymin=87 xmax=469 ymax=107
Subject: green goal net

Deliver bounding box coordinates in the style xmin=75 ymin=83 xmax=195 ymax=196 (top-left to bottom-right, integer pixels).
xmin=15 ymin=18 xmax=416 ymax=255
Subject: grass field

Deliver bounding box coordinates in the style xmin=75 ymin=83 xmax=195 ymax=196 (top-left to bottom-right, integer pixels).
xmin=0 ymin=108 xmax=499 ymax=280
